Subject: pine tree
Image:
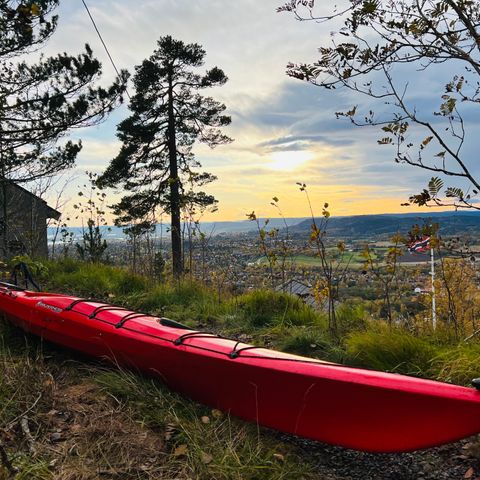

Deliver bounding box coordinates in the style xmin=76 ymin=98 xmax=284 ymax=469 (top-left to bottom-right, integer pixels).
xmin=98 ymin=36 xmax=232 ymax=277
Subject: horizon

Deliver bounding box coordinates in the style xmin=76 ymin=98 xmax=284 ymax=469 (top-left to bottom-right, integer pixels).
xmin=53 ymin=208 xmax=480 ymax=231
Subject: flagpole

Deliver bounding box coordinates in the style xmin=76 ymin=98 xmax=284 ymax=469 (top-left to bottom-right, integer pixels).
xmin=431 ymin=246 xmax=437 ymax=330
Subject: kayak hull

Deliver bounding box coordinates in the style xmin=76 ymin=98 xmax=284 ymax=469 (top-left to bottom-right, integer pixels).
xmin=1 ymin=286 xmax=480 ymax=453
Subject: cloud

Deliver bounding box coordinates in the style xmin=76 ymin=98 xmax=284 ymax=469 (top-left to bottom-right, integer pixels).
xmin=33 ymin=0 xmax=480 ymax=224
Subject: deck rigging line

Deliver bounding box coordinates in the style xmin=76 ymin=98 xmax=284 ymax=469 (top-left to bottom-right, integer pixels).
xmin=60 ymin=296 xmax=353 ymax=369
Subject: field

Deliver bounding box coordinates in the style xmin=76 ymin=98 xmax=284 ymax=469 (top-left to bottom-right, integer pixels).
xmin=255 ymin=251 xmax=375 ymax=268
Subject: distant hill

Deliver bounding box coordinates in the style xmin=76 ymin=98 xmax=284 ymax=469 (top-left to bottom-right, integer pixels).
xmin=49 ymin=211 xmax=480 ymax=242
xmin=48 ymin=218 xmax=307 ymax=241
xmin=289 ymin=211 xmax=480 ymax=239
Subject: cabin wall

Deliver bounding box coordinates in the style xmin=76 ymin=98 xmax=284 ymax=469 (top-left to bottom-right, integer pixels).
xmin=0 ymin=184 xmax=54 ymax=258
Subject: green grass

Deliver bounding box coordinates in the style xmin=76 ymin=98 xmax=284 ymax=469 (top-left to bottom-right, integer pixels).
xmin=43 ymin=258 xmax=149 ymax=298
xmin=232 ymin=289 xmax=322 ymax=328
xmin=433 ymin=343 xmax=480 ymax=385
xmin=344 ymin=329 xmax=440 ymax=376
xmin=256 ymin=252 xmax=372 ymax=268
xmin=279 ymin=326 xmax=345 ymax=363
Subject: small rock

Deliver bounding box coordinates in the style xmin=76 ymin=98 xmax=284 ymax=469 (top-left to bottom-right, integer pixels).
xmin=50 ymin=432 xmax=63 ymax=443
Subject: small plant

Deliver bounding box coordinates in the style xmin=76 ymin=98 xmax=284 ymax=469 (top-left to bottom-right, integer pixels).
xmin=247 ymin=211 xmax=278 ymax=288
xmin=361 ymin=234 xmax=404 ymax=326
xmin=74 ymin=172 xmax=109 ymax=263
xmin=297 ymin=183 xmax=351 ymax=339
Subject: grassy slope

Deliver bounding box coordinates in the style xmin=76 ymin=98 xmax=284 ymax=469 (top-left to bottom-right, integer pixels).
xmin=2 ymin=258 xmax=480 ymax=479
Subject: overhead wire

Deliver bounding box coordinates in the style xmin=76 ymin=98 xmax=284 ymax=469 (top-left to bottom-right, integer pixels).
xmin=80 ymin=0 xmax=131 ymax=100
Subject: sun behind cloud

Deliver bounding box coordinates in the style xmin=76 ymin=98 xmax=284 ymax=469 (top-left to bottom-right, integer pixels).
xmin=267 ymin=150 xmax=314 ymax=171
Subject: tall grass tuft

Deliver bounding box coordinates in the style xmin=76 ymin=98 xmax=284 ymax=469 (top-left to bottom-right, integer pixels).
xmin=278 ymin=327 xmax=344 ymax=362
xmin=234 ymin=290 xmax=319 ymax=328
xmin=131 ymin=279 xmax=225 ymax=324
xmin=44 ymin=259 xmax=148 ymax=297
xmin=345 ymin=330 xmax=439 ymax=376
xmin=433 ymin=343 xmax=480 ymax=386
xmin=335 ymin=303 xmax=368 ymax=338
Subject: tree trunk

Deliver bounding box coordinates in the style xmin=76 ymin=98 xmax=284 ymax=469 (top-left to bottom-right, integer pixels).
xmin=0 ymin=148 xmax=9 ymax=259
xmin=167 ymin=69 xmax=182 ymax=278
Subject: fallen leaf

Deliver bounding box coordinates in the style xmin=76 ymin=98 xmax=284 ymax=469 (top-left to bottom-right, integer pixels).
xmin=273 ymin=453 xmax=285 ymax=462
xmin=201 ymin=452 xmax=213 ymax=464
xmin=211 ymin=409 xmax=222 ymax=419
xmin=43 ymin=377 xmax=54 ymax=388
xmin=465 ymin=467 xmax=475 ymax=479
xmin=70 ymin=424 xmax=82 ymax=434
xmin=173 ymin=444 xmax=188 ymax=457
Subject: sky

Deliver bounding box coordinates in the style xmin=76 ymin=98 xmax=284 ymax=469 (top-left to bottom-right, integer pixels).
xmin=37 ymin=0 xmax=474 ymax=225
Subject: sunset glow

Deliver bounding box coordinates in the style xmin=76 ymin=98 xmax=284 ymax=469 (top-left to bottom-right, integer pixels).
xmin=267 ymin=150 xmax=314 ymax=171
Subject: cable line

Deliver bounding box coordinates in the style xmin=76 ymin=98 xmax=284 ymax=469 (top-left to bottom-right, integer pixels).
xmin=80 ymin=0 xmax=131 ymax=99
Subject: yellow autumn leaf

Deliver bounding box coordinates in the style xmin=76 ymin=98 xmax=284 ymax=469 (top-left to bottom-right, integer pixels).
xmin=30 ymin=3 xmax=41 ymax=16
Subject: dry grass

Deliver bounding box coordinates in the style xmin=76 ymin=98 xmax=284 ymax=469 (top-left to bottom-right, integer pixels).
xmin=0 ymin=326 xmax=168 ymax=479
xmin=0 ymin=320 xmax=313 ymax=480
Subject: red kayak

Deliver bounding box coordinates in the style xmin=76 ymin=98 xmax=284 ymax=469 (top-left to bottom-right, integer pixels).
xmin=2 ymin=282 xmax=480 ymax=453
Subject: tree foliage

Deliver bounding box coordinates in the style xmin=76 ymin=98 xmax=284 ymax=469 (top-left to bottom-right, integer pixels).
xmin=98 ymin=35 xmax=231 ymax=276
xmin=279 ymin=0 xmax=480 ymax=210
xmin=0 ymin=0 xmax=128 ymax=183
